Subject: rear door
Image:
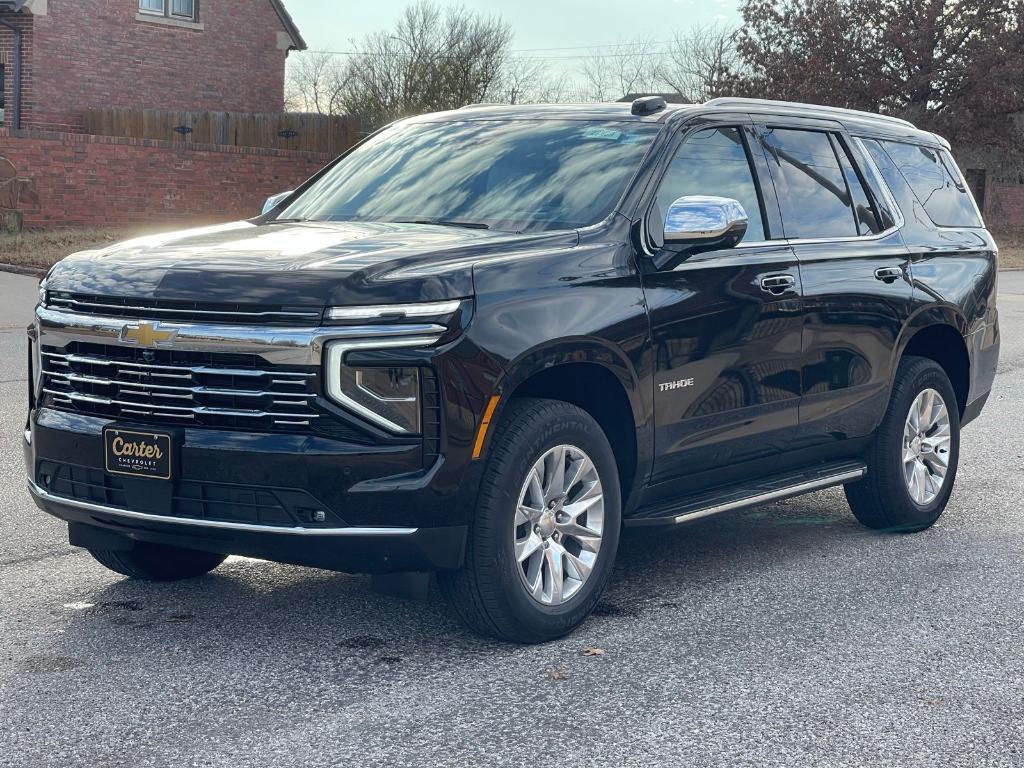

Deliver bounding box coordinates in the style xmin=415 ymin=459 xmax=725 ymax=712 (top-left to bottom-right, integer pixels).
xmin=753 ymin=120 xmax=914 ymax=448
xmin=641 ymin=118 xmax=805 ymax=496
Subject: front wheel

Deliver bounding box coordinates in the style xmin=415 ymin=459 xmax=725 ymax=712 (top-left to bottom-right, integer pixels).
xmin=440 ymin=398 xmax=621 ymax=643
xmin=845 ymin=356 xmax=960 ymax=532
xmin=88 ymin=541 xmax=227 ymax=581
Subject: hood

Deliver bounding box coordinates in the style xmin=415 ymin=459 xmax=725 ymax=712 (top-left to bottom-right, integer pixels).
xmin=45 ymin=220 xmax=579 ymax=309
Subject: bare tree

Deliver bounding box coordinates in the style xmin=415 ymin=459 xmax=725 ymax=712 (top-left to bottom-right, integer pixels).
xmin=284 ymin=50 xmax=346 ymax=115
xmin=338 ymin=1 xmax=513 ymax=130
xmin=657 ymin=24 xmax=742 ymax=102
xmin=488 ymin=57 xmax=574 ymax=104
xmin=579 ymin=38 xmax=662 ymax=101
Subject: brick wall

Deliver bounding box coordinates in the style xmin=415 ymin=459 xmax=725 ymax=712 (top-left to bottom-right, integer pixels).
xmin=0 ymin=11 xmax=33 ymax=127
xmin=988 ymin=183 xmax=1024 ymax=227
xmin=25 ymin=0 xmax=293 ymax=131
xmin=0 ymin=128 xmax=330 ymax=229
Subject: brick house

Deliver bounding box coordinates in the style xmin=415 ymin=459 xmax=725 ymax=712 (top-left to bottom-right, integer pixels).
xmin=0 ymin=0 xmax=306 ymax=131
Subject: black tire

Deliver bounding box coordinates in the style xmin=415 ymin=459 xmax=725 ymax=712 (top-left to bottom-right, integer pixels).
xmin=87 ymin=541 xmax=226 ymax=581
xmin=439 ymin=398 xmax=622 ymax=643
xmin=845 ymin=356 xmax=960 ymax=532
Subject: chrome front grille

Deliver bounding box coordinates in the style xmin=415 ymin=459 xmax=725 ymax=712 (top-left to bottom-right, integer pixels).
xmin=40 ymin=343 xmax=320 ymax=430
xmin=46 ymin=293 xmax=323 ymax=326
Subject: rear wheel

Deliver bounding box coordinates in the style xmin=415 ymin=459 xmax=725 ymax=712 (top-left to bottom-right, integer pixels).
xmin=440 ymin=398 xmax=621 ymax=643
xmin=845 ymin=356 xmax=960 ymax=532
xmin=87 ymin=541 xmax=226 ymax=581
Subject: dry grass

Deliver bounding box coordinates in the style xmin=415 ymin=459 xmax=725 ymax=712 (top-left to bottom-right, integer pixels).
xmin=0 ymin=226 xmax=175 ymax=272
xmin=993 ymin=228 xmax=1024 ymax=270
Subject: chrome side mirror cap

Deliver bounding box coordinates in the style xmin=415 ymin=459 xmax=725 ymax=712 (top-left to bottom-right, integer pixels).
xmin=664 ymin=195 xmax=748 ymax=248
xmin=261 ymin=190 xmax=294 ymax=216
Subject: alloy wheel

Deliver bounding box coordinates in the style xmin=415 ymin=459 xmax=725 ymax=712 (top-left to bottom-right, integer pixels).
xmin=513 ymin=444 xmax=605 ymax=606
xmin=902 ymin=388 xmax=952 ymax=505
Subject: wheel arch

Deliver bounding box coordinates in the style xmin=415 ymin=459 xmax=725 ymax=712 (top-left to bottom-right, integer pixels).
xmin=895 ymin=309 xmax=971 ymax=415
xmin=487 ymin=340 xmax=648 ymax=512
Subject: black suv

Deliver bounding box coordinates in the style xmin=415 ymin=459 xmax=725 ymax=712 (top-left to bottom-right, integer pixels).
xmin=26 ymin=97 xmax=999 ymax=642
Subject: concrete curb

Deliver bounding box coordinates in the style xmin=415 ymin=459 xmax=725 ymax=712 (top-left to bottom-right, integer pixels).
xmin=0 ymin=263 xmax=46 ymax=278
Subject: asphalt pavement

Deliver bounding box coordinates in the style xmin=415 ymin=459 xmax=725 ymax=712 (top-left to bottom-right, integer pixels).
xmin=2 ymin=270 xmax=1024 ymax=767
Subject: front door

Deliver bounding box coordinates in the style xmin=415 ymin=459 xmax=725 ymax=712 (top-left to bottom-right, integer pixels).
xmin=641 ymin=122 xmax=804 ymax=496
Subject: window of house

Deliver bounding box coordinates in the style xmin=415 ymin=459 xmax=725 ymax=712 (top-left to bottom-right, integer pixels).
xmin=139 ymin=0 xmax=197 ymax=21
xmin=654 ymin=126 xmax=767 ymax=243
xmin=760 ymin=128 xmax=860 ymax=239
xmin=878 ymin=140 xmax=982 ymax=228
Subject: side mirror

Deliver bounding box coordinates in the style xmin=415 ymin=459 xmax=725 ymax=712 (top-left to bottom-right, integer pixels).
xmin=262 ymin=190 xmax=294 ymax=216
xmin=664 ymin=195 xmax=748 ymax=250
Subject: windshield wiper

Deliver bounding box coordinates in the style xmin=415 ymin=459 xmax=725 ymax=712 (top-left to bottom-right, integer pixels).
xmin=394 ymin=218 xmax=490 ymax=230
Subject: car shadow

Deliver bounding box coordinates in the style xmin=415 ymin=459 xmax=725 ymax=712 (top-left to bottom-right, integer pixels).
xmin=29 ymin=487 xmax=897 ymax=666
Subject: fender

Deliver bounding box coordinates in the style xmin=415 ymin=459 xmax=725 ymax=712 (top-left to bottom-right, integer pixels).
xmin=480 ymin=338 xmax=654 ymax=514
xmin=886 ymin=302 xmax=971 ymax=414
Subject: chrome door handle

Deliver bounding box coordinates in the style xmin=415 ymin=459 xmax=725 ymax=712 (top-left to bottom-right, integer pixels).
xmin=874 ymin=266 xmax=904 ymax=282
xmin=760 ymin=274 xmax=796 ymax=294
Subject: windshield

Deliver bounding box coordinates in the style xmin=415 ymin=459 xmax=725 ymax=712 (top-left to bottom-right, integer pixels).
xmin=277 ymin=119 xmax=660 ymax=233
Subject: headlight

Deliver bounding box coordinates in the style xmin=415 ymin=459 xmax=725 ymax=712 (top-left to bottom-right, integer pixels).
xmin=324 ymin=337 xmax=440 ymax=434
xmin=37 ymin=281 xmax=47 ymax=307
xmin=343 ymin=366 xmax=421 ymax=433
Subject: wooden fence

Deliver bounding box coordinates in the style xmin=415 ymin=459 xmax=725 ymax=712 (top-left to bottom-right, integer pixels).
xmin=83 ymin=108 xmax=359 ymax=156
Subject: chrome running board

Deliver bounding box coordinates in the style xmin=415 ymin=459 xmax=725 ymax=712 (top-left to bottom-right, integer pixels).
xmin=626 ymin=461 xmax=867 ymax=528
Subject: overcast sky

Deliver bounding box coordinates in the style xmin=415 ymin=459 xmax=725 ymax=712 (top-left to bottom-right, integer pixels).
xmin=286 ymin=0 xmax=742 ymax=74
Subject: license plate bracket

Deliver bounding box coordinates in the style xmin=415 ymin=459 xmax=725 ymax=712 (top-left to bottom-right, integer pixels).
xmin=103 ymin=427 xmax=174 ymax=481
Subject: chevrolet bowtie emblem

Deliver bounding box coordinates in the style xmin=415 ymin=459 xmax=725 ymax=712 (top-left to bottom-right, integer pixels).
xmin=119 ymin=321 xmax=179 ymax=348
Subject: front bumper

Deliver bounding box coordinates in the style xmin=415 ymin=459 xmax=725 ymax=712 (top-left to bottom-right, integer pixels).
xmin=24 ymin=408 xmax=470 ymax=572
xmin=28 ymin=478 xmax=466 ymax=573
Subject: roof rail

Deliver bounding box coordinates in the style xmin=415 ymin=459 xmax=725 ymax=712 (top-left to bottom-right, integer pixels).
xmin=458 ymin=103 xmax=506 ymax=110
xmin=703 ymin=97 xmax=916 ymax=129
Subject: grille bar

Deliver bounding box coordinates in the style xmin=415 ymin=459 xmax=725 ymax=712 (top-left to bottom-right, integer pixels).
xmin=43 ymin=351 xmax=316 ymax=380
xmin=46 ymin=370 xmax=316 ymax=399
xmin=42 ymin=388 xmax=319 ymax=421
xmin=47 ymin=295 xmax=323 ymax=324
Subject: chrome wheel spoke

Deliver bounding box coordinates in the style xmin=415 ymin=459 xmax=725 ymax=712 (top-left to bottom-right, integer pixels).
xmin=542 ymin=446 xmax=567 ymax=503
xmin=515 ymin=531 xmax=544 ymax=563
xmin=563 ymin=455 xmax=592 ymax=495
xmin=514 ymin=504 xmax=538 ymax=527
xmin=564 ymin=550 xmax=593 ymax=583
xmin=544 ymin=544 xmax=565 ymax=604
xmin=514 ymin=444 xmax=604 ymax=607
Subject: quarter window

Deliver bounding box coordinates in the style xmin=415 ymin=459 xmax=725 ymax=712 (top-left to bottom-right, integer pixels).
xmin=654 ymin=126 xmax=767 ymax=243
xmin=877 ymin=140 xmax=982 ymax=228
xmin=760 ymin=128 xmax=860 ymax=239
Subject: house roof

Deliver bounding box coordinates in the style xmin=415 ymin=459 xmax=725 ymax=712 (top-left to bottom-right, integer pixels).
xmin=270 ymin=0 xmax=306 ymax=51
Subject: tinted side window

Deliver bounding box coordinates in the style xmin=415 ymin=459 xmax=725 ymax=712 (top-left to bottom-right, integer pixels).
xmin=655 ymin=126 xmax=766 ymax=242
xmin=834 ymin=139 xmax=883 ymax=235
xmin=849 ymin=139 xmax=899 ymax=230
xmin=878 ymin=140 xmax=982 ymax=227
xmin=760 ymin=128 xmax=859 ymax=239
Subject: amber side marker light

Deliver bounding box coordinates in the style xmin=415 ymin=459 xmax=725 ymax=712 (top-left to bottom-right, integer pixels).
xmin=472 ymin=395 xmax=501 ymax=459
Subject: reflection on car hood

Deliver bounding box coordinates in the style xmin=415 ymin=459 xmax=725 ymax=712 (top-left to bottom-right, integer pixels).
xmin=44 ymin=220 xmax=580 ymax=308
